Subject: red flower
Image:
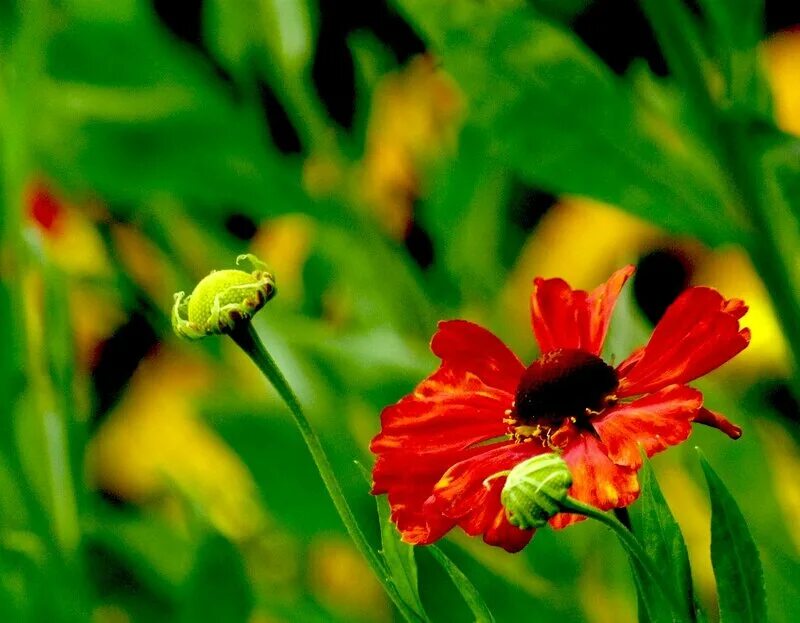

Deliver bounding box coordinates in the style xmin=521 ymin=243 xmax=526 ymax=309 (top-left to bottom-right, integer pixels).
xmin=370 ymin=266 xmax=749 ymax=552
xmin=27 ymin=181 xmax=63 ymax=234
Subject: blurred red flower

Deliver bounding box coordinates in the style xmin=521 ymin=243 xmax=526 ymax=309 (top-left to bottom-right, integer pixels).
xmin=28 ymin=181 xmax=63 ymax=233
xmin=370 ymin=266 xmax=749 ymax=552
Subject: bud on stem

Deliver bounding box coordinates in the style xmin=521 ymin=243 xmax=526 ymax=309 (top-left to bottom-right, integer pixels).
xmin=499 ymin=453 xmax=688 ymax=621
xmin=172 ymin=254 xmax=276 ymax=340
xmin=501 ymin=453 xmax=573 ymax=530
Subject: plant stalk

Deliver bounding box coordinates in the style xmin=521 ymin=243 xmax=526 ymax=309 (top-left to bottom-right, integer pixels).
xmin=228 ymin=321 xmax=424 ymax=623
xmin=564 ymin=497 xmax=689 ymax=622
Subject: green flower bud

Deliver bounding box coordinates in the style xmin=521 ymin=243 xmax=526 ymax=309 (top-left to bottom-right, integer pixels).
xmin=500 ymin=453 xmax=573 ymax=530
xmin=172 ymin=254 xmax=276 ymax=340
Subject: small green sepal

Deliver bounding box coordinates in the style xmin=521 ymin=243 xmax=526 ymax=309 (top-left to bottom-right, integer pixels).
xmin=172 ymin=254 xmax=276 ymax=340
xmin=500 ymin=453 xmax=572 ymax=530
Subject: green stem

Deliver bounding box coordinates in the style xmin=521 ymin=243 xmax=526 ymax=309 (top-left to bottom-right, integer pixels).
xmin=563 ymin=497 xmax=688 ymax=622
xmin=228 ymin=322 xmax=423 ymax=623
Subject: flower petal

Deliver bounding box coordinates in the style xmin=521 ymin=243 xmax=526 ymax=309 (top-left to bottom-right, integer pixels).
xmin=531 ymin=266 xmax=634 ymax=356
xmin=549 ymin=431 xmax=640 ymax=529
xmin=431 ymin=320 xmax=525 ymax=394
xmin=694 ymin=407 xmax=742 ymax=439
xmin=593 ymin=385 xmax=703 ymax=469
xmin=371 ymin=369 xmax=514 ymax=545
xmin=371 ymin=320 xmax=527 ymax=547
xmin=373 ymin=441 xmax=495 ymax=545
xmin=429 ymin=442 xmax=544 ymax=551
xmin=617 ymin=287 xmax=750 ymax=396
xmin=531 ymin=277 xmax=586 ymax=353
xmin=481 ymin=488 xmax=535 ymax=553
xmin=371 ymin=372 xmax=513 ymax=456
xmin=586 ymin=265 xmax=636 ymax=355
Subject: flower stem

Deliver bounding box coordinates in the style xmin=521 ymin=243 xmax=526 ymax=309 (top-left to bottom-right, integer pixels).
xmin=228 ymin=322 xmax=424 ymax=623
xmin=563 ymin=497 xmax=688 ymax=622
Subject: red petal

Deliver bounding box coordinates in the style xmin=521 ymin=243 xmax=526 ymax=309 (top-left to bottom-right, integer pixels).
xmin=373 ymin=441 xmax=488 ymax=545
xmin=432 ymin=443 xmax=545 ymax=515
xmin=429 ymin=442 xmax=544 ymax=551
xmin=549 ymin=431 xmax=640 ymax=529
xmin=615 ymin=347 xmax=644 ymax=378
xmin=371 ymin=373 xmax=512 ymax=456
xmin=531 ymin=277 xmax=586 ymax=353
xmin=617 ymin=287 xmax=750 ymax=396
xmin=531 ymin=266 xmax=634 ymax=356
xmin=694 ymin=407 xmax=742 ymax=439
xmin=484 ymin=509 xmax=534 ymax=552
xmin=431 ymin=320 xmax=524 ymax=394
xmin=371 ymin=370 xmax=514 ymax=545
xmin=28 ymin=182 xmax=63 ymax=233
xmin=371 ymin=321 xmax=524 ymax=548
xmin=593 ymin=385 xmax=703 ymax=469
xmin=586 ymin=265 xmax=636 ymax=355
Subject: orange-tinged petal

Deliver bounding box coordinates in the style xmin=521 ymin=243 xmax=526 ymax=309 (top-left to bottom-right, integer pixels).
xmin=586 ymin=265 xmax=636 ymax=355
xmin=531 ymin=266 xmax=634 ymax=356
xmin=431 ymin=320 xmax=525 ymax=394
xmin=694 ymin=407 xmax=742 ymax=439
xmin=432 ymin=442 xmax=546 ymax=518
xmin=371 ymin=372 xmax=512 ymax=456
xmin=617 ymin=287 xmax=750 ymax=396
xmin=549 ymin=431 xmax=640 ymax=529
xmin=371 ymin=320 xmax=525 ymax=548
xmin=593 ymin=385 xmax=702 ymax=469
xmin=429 ymin=442 xmax=545 ymax=551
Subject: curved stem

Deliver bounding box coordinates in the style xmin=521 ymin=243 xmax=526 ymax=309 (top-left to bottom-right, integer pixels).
xmin=228 ymin=322 xmax=424 ymax=623
xmin=562 ymin=497 xmax=688 ymax=622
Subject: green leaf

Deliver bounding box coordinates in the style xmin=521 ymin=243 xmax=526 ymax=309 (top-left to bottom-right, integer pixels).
xmin=88 ymin=504 xmax=195 ymax=594
xmin=428 ymin=546 xmax=495 ymax=623
xmin=637 ymin=0 xmax=713 ymax=120
xmin=375 ymin=495 xmax=427 ymax=620
xmin=204 ymin=0 xmax=317 ymax=79
xmin=694 ymin=0 xmax=770 ymax=113
xmin=38 ymin=8 xmax=307 ymax=221
xmin=376 ymin=496 xmax=427 ymax=619
xmin=698 ymin=450 xmax=767 ymax=623
xmin=616 ymin=541 xmax=685 ymax=623
xmin=392 ymin=0 xmax=744 ymax=245
xmin=179 ymin=535 xmax=254 ymax=623
xmin=421 ymin=125 xmax=510 ymax=305
xmin=636 ymin=458 xmax=696 ymax=621
xmin=530 ymin=0 xmax=591 ymax=23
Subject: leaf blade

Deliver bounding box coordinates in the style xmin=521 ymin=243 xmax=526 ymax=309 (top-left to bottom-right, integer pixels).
xmin=393 ymin=0 xmax=743 ymax=245
xmin=698 ymin=450 xmax=767 ymax=623
xmin=428 ymin=545 xmax=495 ymax=623
xmin=376 ymin=495 xmax=428 ymax=619
xmin=637 ymin=457 xmax=695 ymax=621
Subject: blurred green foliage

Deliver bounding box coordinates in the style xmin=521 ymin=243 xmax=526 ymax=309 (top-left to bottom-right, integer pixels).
xmin=1 ymin=0 xmax=800 ymax=621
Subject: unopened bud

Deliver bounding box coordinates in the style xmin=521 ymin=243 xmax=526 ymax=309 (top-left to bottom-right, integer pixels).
xmin=172 ymin=254 xmax=276 ymax=340
xmin=501 ymin=453 xmax=572 ymax=530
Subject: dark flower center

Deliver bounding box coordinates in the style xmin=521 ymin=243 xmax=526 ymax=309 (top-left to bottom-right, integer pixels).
xmin=514 ymin=348 xmax=619 ymax=426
